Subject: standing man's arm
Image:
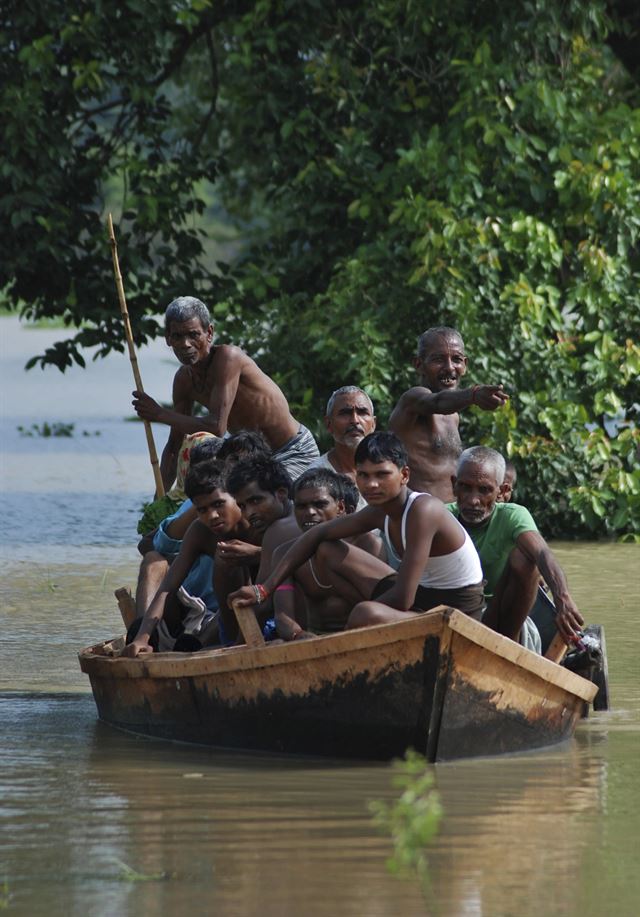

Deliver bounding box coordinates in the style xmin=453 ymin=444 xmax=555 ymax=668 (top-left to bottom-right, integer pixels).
xmin=133 ymin=346 xmax=244 ymax=446
xmin=516 ymin=530 xmax=584 ymax=642
xmin=393 ymin=384 xmax=508 ymax=420
xmin=204 ymin=345 xmax=243 ymax=437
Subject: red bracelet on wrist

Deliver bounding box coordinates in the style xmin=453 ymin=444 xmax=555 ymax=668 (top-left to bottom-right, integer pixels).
xmin=253 ymin=583 xmax=268 ymax=604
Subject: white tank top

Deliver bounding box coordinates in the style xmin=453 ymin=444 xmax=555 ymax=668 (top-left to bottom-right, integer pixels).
xmin=382 ymin=491 xmax=482 ymax=589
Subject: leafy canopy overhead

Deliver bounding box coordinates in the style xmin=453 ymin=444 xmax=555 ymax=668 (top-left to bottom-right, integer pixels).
xmin=2 ymin=0 xmax=639 ymax=537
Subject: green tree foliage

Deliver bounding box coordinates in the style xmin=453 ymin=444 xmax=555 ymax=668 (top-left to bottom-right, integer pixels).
xmin=1 ymin=0 xmax=232 ymax=363
xmin=2 ymin=0 xmax=639 ymax=537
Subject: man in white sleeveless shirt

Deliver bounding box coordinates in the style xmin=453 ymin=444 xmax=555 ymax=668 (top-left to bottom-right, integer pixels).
xmin=229 ymin=431 xmax=485 ymax=627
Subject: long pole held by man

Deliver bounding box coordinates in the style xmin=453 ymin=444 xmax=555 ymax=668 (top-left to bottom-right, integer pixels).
xmin=107 ymin=214 xmax=165 ymax=498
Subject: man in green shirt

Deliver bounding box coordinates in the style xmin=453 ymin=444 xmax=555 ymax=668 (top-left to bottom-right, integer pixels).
xmin=449 ymin=446 xmax=584 ymax=645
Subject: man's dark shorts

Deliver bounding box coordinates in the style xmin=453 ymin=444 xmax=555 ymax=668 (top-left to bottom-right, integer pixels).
xmin=371 ymin=575 xmax=485 ymax=621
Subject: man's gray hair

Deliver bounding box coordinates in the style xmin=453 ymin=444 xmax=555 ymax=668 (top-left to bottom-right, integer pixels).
xmin=457 ymin=446 xmax=506 ymax=484
xmin=326 ymin=385 xmax=374 ymax=417
xmin=165 ymin=296 xmax=210 ymax=331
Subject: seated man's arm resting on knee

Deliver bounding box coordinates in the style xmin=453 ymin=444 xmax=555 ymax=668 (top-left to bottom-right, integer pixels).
xmin=122 ymin=525 xmax=207 ymax=657
xmin=516 ymin=530 xmax=584 ymax=641
xmin=229 ymin=508 xmax=382 ymax=607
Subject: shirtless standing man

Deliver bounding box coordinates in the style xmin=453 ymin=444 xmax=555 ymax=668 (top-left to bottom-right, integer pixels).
xmin=389 ymin=326 xmax=509 ymax=502
xmin=133 ymin=296 xmax=319 ymax=490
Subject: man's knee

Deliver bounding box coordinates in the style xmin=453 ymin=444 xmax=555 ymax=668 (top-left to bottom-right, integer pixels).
xmin=315 ymin=540 xmax=351 ymax=573
xmin=347 ymin=601 xmax=385 ymax=629
xmin=140 ymin=550 xmax=167 ymax=570
xmin=138 ymin=551 xmax=169 ymax=581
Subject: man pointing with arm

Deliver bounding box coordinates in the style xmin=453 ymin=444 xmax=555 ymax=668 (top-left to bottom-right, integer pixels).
xmin=389 ymin=326 xmax=508 ymax=502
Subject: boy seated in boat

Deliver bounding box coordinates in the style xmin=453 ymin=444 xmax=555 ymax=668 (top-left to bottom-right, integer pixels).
xmin=221 ymin=456 xmax=300 ymax=642
xmin=135 ymin=431 xmax=270 ymax=621
xmin=131 ymin=296 xmax=319 ymax=490
xmin=135 ymin=435 xmax=223 ymax=618
xmin=229 ymin=431 xmax=485 ymax=627
xmin=449 ymin=446 xmax=584 ymax=646
xmin=122 ymin=462 xmax=256 ymax=657
xmin=270 ymin=467 xmax=385 ymax=639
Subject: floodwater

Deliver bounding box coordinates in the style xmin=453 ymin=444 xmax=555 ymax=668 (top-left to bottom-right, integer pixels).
xmin=1 ymin=317 xmax=639 ymax=916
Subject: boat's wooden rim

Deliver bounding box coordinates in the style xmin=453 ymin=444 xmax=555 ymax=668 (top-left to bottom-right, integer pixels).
xmin=446 ymin=611 xmax=597 ymax=703
xmin=79 ymin=606 xmax=447 ymax=677
xmin=79 ymin=606 xmax=598 ymax=703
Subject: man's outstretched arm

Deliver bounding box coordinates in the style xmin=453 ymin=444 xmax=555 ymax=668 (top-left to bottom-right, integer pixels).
xmin=395 ymin=384 xmax=509 ymax=418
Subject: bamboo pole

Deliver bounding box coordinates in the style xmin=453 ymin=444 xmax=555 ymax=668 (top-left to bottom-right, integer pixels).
xmin=107 ymin=213 xmax=165 ymax=498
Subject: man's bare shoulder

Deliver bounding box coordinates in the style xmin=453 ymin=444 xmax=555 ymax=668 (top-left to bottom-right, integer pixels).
xmin=272 ymin=536 xmax=298 ymax=557
xmin=185 ymin=519 xmax=221 ymax=553
xmin=213 ymin=343 xmax=252 ymax=367
xmin=390 ymin=385 xmax=436 ymax=419
xmin=407 ymin=492 xmax=449 ymax=522
xmin=263 ymin=516 xmax=301 ymax=551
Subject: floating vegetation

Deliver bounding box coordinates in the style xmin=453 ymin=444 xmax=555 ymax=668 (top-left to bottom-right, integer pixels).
xmin=369 ymin=749 xmax=442 ymax=894
xmin=35 ymin=568 xmax=59 ymax=593
xmin=112 ymin=858 xmax=168 ymax=883
xmin=17 ymin=422 xmax=101 ymax=438
xmin=0 ymin=878 xmax=10 ymax=910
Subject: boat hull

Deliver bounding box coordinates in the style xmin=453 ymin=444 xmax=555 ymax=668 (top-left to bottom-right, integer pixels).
xmin=79 ymin=609 xmax=596 ymax=762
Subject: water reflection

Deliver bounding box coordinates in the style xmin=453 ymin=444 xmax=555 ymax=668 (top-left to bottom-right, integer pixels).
xmin=3 ymin=688 xmax=631 ymax=917
xmin=431 ymin=747 xmax=606 ymax=915
xmin=0 ymin=694 xmax=425 ymax=916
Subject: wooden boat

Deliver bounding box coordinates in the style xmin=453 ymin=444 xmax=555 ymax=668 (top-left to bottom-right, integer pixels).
xmin=79 ymin=604 xmax=597 ymax=762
